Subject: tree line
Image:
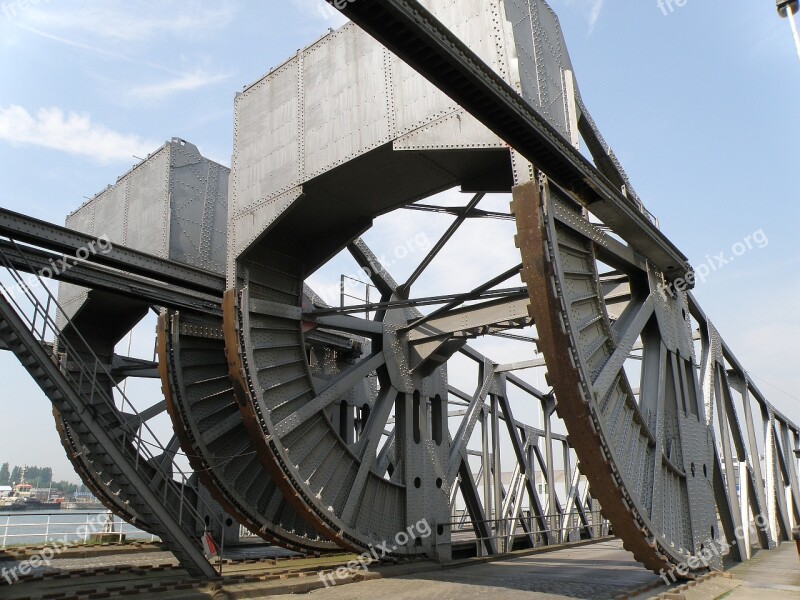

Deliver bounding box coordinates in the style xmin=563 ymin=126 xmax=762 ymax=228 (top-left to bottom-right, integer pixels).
xmin=0 ymin=463 xmax=84 ymax=495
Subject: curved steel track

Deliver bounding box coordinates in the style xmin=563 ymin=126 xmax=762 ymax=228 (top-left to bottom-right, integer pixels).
xmin=157 ymin=310 xmax=338 ymax=553
xmin=54 ymin=412 xmax=154 ymax=532
xmin=513 ymin=177 xmax=719 ymax=574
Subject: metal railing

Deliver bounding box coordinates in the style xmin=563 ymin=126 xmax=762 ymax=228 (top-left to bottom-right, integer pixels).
xmin=0 ymin=511 xmax=158 ymax=549
xmin=0 ymin=238 xmax=225 ymax=573
xmin=238 ymin=524 xmax=258 ymax=540
xmin=446 ymin=510 xmax=610 ymax=556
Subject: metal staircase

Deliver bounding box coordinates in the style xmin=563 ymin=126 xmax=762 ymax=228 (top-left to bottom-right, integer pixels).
xmin=0 ymin=239 xmax=221 ymax=578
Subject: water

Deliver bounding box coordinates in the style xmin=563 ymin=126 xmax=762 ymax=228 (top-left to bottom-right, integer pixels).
xmin=0 ymin=510 xmax=156 ymax=548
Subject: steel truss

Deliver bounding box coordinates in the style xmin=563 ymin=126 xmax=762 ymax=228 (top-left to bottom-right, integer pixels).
xmin=0 ymin=0 xmax=795 ymax=583
xmin=224 ymin=235 xmax=605 ymax=561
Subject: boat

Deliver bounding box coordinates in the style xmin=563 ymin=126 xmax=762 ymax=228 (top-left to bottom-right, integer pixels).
xmin=0 ymin=472 xmax=63 ymax=511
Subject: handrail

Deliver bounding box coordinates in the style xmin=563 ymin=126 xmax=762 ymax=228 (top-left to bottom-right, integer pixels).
xmin=0 ymin=511 xmax=158 ymax=549
xmin=0 ymin=237 xmax=225 ymax=573
xmin=443 ymin=510 xmax=609 ymax=555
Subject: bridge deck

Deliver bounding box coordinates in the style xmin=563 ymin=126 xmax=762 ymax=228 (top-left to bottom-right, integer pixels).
xmin=720 ymin=542 xmax=800 ymax=599
xmin=3 ymin=538 xmax=797 ymax=598
xmin=274 ymin=539 xmax=664 ymax=599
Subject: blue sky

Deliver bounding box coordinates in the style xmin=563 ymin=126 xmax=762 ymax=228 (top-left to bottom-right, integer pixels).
xmin=0 ymin=0 xmax=798 ymax=481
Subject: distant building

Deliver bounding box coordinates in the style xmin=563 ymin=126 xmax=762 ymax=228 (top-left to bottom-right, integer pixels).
xmin=31 ymin=488 xmax=54 ymax=500
xmin=0 ymin=486 xmax=12 ymax=498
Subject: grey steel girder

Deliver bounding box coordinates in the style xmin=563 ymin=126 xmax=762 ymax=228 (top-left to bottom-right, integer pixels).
xmin=0 ymin=290 xmax=217 ymax=578
xmin=0 ymin=239 xmax=223 ymax=315
xmin=324 ymin=0 xmax=691 ymax=279
xmin=0 ymin=206 xmax=223 ymax=296
xmin=2 ymin=0 xmax=791 ymax=577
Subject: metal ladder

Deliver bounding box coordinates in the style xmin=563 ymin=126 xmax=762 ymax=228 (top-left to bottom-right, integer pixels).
xmin=0 ymin=238 xmax=222 ymax=578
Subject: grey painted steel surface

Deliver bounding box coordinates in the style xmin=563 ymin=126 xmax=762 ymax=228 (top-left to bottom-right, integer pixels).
xmin=689 ymin=294 xmax=800 ymax=559
xmin=323 ymin=0 xmax=690 ymax=278
xmin=226 ymin=0 xmax=511 ymax=278
xmin=225 ymin=230 xmax=602 ymax=562
xmin=0 ymin=207 xmax=224 ymax=295
xmin=45 ymin=136 xmax=341 ymax=560
xmin=511 ymin=173 xmax=800 ymax=572
xmin=59 ymin=138 xmax=228 ymax=322
xmin=158 ymin=309 xmax=341 ymax=553
xmin=0 ymin=239 xmax=223 ymax=315
xmin=0 ymin=268 xmax=218 ymax=578
xmin=513 ymin=179 xmax=720 ymax=574
xmin=0 ymin=0 xmax=795 ymax=579
xmin=220 ymin=0 xmax=800 ymax=576
xmin=47 ymin=139 xmax=231 ymax=556
xmin=221 ymin=0 xmax=620 ymax=563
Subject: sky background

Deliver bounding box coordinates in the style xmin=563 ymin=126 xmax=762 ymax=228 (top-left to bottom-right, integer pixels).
xmin=0 ymin=0 xmax=798 ymax=483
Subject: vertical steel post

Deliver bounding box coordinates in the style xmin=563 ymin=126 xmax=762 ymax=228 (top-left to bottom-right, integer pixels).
xmin=491 ymin=394 xmax=503 ymax=551
xmin=563 ymin=442 xmax=571 ymax=540
xmin=528 ymin=443 xmax=536 ymax=542
xmin=481 ymin=408 xmax=491 ymax=538
xmin=543 ymin=396 xmax=557 ymax=542
xmin=739 ymin=462 xmax=751 ymax=559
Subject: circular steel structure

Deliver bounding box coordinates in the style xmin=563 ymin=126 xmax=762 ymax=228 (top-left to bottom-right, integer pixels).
xmin=224 ymin=278 xmax=449 ymax=557
xmin=38 ymin=0 xmax=784 ymax=577
xmin=512 ymin=178 xmax=719 ymax=574
xmin=222 ymin=205 xmax=547 ymax=560
xmin=221 ymin=179 xmax=718 ymax=574
xmin=157 ymin=310 xmax=338 ymax=553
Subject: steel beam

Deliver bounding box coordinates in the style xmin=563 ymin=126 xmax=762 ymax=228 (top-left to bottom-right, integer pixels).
xmin=0 ymin=291 xmax=217 ymax=578
xmin=0 ymin=239 xmax=222 ymax=315
xmin=0 ymin=208 xmax=224 ymax=294
xmin=326 ymin=0 xmax=692 ymax=280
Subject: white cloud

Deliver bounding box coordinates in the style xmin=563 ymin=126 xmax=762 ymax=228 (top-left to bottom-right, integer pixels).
xmin=13 ymin=24 xmax=231 ymax=103
xmin=562 ymin=0 xmax=606 ymax=34
xmin=292 ymin=0 xmax=347 ymax=26
xmin=129 ymin=70 xmax=231 ymax=102
xmin=20 ymin=1 xmax=235 ymax=42
xmin=588 ymin=0 xmax=605 ymax=33
xmin=0 ymin=105 xmax=158 ymax=164
xmin=11 ymin=23 xmax=181 ymax=75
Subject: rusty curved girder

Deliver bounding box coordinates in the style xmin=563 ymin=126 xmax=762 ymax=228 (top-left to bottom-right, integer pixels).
xmin=157 ymin=310 xmax=339 ymax=554
xmin=512 ymin=177 xmax=719 ymax=576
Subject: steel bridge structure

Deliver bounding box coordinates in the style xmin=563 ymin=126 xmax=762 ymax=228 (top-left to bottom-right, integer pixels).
xmin=0 ymin=0 xmax=797 ymax=582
